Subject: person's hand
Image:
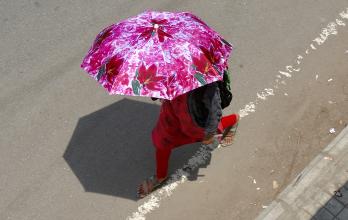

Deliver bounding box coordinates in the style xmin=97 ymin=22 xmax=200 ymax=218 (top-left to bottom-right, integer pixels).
xmin=202 ymin=133 xmax=215 ymax=145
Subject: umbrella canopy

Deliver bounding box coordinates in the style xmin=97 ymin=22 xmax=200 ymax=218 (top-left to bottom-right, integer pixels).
xmin=81 ymin=11 xmax=233 ymax=100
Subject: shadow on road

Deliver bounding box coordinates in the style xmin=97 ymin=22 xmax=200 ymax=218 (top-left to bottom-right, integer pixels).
xmin=63 ymin=98 xmax=208 ymax=201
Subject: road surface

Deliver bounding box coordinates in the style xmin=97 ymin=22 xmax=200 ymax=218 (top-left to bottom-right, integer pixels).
xmin=1 ymin=1 xmax=348 ymax=219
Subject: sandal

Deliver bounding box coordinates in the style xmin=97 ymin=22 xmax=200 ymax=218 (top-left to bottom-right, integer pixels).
xmin=137 ymin=175 xmax=167 ymax=198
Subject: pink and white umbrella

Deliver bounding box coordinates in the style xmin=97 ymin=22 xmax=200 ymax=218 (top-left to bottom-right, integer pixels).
xmin=81 ymin=10 xmax=233 ymax=100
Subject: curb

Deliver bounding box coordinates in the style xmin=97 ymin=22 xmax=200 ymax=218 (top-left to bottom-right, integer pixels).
xmin=256 ymin=125 xmax=348 ymax=220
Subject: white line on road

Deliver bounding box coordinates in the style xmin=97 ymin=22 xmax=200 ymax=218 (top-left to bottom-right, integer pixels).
xmin=127 ymin=7 xmax=348 ymax=220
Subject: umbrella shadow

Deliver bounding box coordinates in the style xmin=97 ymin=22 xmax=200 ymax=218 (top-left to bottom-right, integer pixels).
xmin=63 ymin=98 xmax=211 ymax=201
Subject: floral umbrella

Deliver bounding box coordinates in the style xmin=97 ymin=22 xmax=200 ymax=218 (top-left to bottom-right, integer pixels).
xmin=81 ymin=10 xmax=233 ymax=100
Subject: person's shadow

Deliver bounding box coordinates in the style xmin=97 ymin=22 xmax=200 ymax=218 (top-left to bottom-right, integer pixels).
xmin=63 ymin=98 xmax=212 ymax=201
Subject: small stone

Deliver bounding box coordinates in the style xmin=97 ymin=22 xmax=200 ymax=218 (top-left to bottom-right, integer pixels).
xmin=329 ymin=128 xmax=336 ymax=134
xmin=315 ymin=74 xmax=319 ymax=80
xmin=256 ymin=187 xmax=261 ymax=191
xmin=262 ymin=205 xmax=268 ymax=209
xmin=273 ymin=180 xmax=279 ymax=189
xmin=328 ymin=78 xmax=333 ymax=82
xmin=324 ymin=156 xmax=333 ymax=161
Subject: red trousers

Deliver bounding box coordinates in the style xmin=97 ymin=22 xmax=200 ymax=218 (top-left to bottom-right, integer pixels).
xmin=152 ymin=93 xmax=238 ymax=179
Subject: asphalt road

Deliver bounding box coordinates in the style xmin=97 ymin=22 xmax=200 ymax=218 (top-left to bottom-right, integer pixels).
xmin=1 ymin=1 xmax=348 ymax=219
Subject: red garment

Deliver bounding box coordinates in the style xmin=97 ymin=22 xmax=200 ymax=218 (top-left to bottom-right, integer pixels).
xmin=152 ymin=93 xmax=238 ymax=178
xmin=152 ymin=93 xmax=205 ymax=151
xmin=217 ymin=113 xmax=239 ymax=133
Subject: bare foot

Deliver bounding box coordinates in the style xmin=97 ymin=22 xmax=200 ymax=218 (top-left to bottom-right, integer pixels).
xmin=220 ymin=128 xmax=235 ymax=146
xmin=220 ymin=115 xmax=239 ymax=147
xmin=137 ymin=175 xmax=167 ymax=198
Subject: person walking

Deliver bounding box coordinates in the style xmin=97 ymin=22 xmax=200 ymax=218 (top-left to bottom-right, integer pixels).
xmin=80 ymin=10 xmax=237 ymax=198
xmin=137 ymin=81 xmax=239 ymax=198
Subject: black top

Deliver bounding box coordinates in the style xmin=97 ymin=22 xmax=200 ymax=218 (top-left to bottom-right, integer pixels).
xmin=187 ymin=82 xmax=222 ymax=135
